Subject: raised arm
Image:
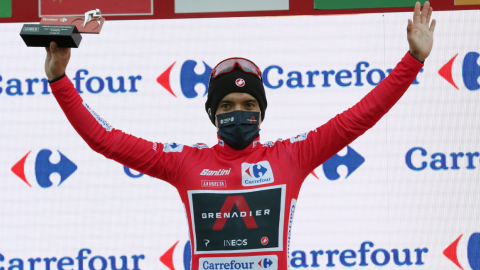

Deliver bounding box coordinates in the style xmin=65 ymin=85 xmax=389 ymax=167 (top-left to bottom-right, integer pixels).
xmin=45 ymin=42 xmax=186 ymax=184
xmin=277 ymin=2 xmax=436 ymax=177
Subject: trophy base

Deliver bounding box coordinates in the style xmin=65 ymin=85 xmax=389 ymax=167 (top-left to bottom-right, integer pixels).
xmin=20 ymin=24 xmax=82 ymax=48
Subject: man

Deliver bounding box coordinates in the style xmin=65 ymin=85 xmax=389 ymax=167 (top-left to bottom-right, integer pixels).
xmin=44 ymin=2 xmax=435 ymax=269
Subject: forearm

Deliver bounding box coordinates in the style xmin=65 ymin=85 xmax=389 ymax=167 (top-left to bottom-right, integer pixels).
xmin=50 ymin=75 xmax=114 ymax=152
xmin=289 ymin=52 xmax=424 ymax=174
xmin=335 ymin=51 xmax=423 ymax=137
xmin=50 ymin=76 xmax=162 ymax=177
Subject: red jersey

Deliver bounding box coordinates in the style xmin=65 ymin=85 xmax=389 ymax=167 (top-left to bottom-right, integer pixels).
xmin=50 ymin=52 xmax=423 ymax=270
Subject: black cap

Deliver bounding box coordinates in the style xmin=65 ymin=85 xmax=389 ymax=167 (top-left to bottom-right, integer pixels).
xmin=205 ymin=68 xmax=267 ymax=126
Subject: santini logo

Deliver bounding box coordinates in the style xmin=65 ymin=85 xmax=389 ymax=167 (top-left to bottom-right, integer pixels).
xmin=200 ymin=168 xmax=231 ymax=176
xmin=242 ymin=161 xmax=274 ymax=186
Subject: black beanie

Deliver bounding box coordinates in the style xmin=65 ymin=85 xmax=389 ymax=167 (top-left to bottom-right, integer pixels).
xmin=205 ymin=68 xmax=267 ymax=126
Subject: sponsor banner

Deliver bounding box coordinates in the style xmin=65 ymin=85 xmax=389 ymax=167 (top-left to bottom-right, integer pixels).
xmin=1 ymin=10 xmax=480 ymax=269
xmin=0 ymin=0 xmax=11 ymax=18
xmin=40 ymin=0 xmax=153 ymax=16
xmin=315 ymin=0 xmax=425 ymax=10
xmin=175 ymin=0 xmax=288 ymax=13
xmin=199 ymin=255 xmax=278 ymax=270
xmin=188 ymin=185 xmax=286 ymax=254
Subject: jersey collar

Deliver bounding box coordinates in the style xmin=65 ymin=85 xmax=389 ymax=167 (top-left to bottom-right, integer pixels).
xmin=216 ymin=134 xmax=261 ymax=155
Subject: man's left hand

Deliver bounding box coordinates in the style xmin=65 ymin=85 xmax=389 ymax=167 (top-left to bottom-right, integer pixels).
xmin=407 ymin=1 xmax=436 ymax=62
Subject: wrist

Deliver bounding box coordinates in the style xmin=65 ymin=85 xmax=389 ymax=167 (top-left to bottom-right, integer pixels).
xmin=48 ymin=73 xmax=66 ymax=84
xmin=409 ymin=51 xmax=425 ymax=63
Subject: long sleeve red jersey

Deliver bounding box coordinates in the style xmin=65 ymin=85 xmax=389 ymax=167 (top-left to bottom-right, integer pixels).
xmin=50 ymin=52 xmax=423 ymax=270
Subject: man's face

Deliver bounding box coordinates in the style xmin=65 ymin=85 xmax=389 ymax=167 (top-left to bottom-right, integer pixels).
xmin=215 ymin=92 xmax=261 ymax=128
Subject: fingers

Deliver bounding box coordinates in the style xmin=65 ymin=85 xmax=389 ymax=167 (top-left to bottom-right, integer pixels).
xmin=421 ymin=1 xmax=430 ymax=24
xmin=430 ymin=19 xmax=436 ymax=33
xmin=413 ymin=1 xmax=421 ymax=25
xmin=426 ymin=7 xmax=432 ymax=24
xmin=45 ymin=46 xmax=51 ymax=58
xmin=407 ymin=19 xmax=413 ymax=33
xmin=50 ymin=41 xmax=59 ymax=54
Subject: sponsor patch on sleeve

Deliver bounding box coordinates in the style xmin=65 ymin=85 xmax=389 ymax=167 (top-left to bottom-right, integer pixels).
xmin=192 ymin=143 xmax=209 ymax=150
xmin=262 ymin=141 xmax=275 ymax=147
xmin=289 ymin=132 xmax=308 ymax=143
xmin=163 ymin=142 xmax=184 ymax=153
xmin=82 ymin=102 xmax=112 ymax=132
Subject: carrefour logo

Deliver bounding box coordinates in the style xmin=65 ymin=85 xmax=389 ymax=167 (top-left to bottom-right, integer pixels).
xmin=11 ymin=149 xmax=77 ymax=188
xmin=157 ymin=60 xmax=422 ymax=98
xmin=0 ymin=248 xmax=144 ymax=270
xmin=405 ymin=147 xmax=479 ymax=171
xmin=161 ymin=240 xmax=428 ymax=269
xmin=321 ymin=146 xmax=364 ymax=180
xmin=290 ymin=241 xmax=428 ymax=268
xmin=258 ymin=258 xmax=273 ymax=268
xmin=439 ymin=52 xmax=480 ymax=91
xmin=242 ymin=161 xmax=274 ymax=186
xmin=444 ymin=233 xmax=480 ymax=270
xmin=160 ymin=240 xmax=192 ymax=270
xmin=0 ymin=69 xmax=141 ymax=96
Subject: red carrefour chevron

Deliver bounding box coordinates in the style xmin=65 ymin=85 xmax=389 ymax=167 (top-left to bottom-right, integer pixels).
xmin=11 ymin=151 xmax=31 ymax=187
xmin=443 ymin=234 xmax=464 ymax=270
xmin=50 ymin=52 xmax=422 ymax=270
xmin=438 ymin=54 xmax=459 ymax=90
xmin=157 ymin=62 xmax=177 ymax=97
xmin=160 ymin=241 xmax=179 ymax=270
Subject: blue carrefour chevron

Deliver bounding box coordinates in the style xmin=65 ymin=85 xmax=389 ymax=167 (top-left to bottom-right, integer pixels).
xmin=252 ymin=164 xmax=268 ymax=178
xmin=35 ymin=150 xmax=77 ymax=188
xmin=463 ymin=52 xmax=480 ymax=91
xmin=322 ymin=146 xmax=364 ymax=181
xmin=180 ymin=60 xmax=212 ymax=98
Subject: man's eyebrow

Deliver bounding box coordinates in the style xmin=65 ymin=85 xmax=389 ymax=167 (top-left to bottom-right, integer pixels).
xmin=244 ymin=99 xmax=258 ymax=103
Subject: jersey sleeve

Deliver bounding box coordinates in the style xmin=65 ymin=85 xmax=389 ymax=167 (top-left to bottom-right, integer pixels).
xmin=277 ymin=52 xmax=424 ymax=178
xmin=50 ymin=76 xmax=192 ymax=185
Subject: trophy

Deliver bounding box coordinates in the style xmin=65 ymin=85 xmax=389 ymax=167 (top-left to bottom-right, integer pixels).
xmin=20 ymin=9 xmax=105 ymax=48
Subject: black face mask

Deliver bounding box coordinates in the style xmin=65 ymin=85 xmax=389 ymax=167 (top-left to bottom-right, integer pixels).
xmin=217 ymin=111 xmax=260 ymax=150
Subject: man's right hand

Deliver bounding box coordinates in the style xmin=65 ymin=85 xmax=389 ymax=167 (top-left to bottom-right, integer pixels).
xmin=45 ymin=41 xmax=71 ymax=81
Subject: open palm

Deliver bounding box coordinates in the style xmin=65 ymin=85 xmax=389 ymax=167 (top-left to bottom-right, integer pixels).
xmin=407 ymin=1 xmax=436 ymax=62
